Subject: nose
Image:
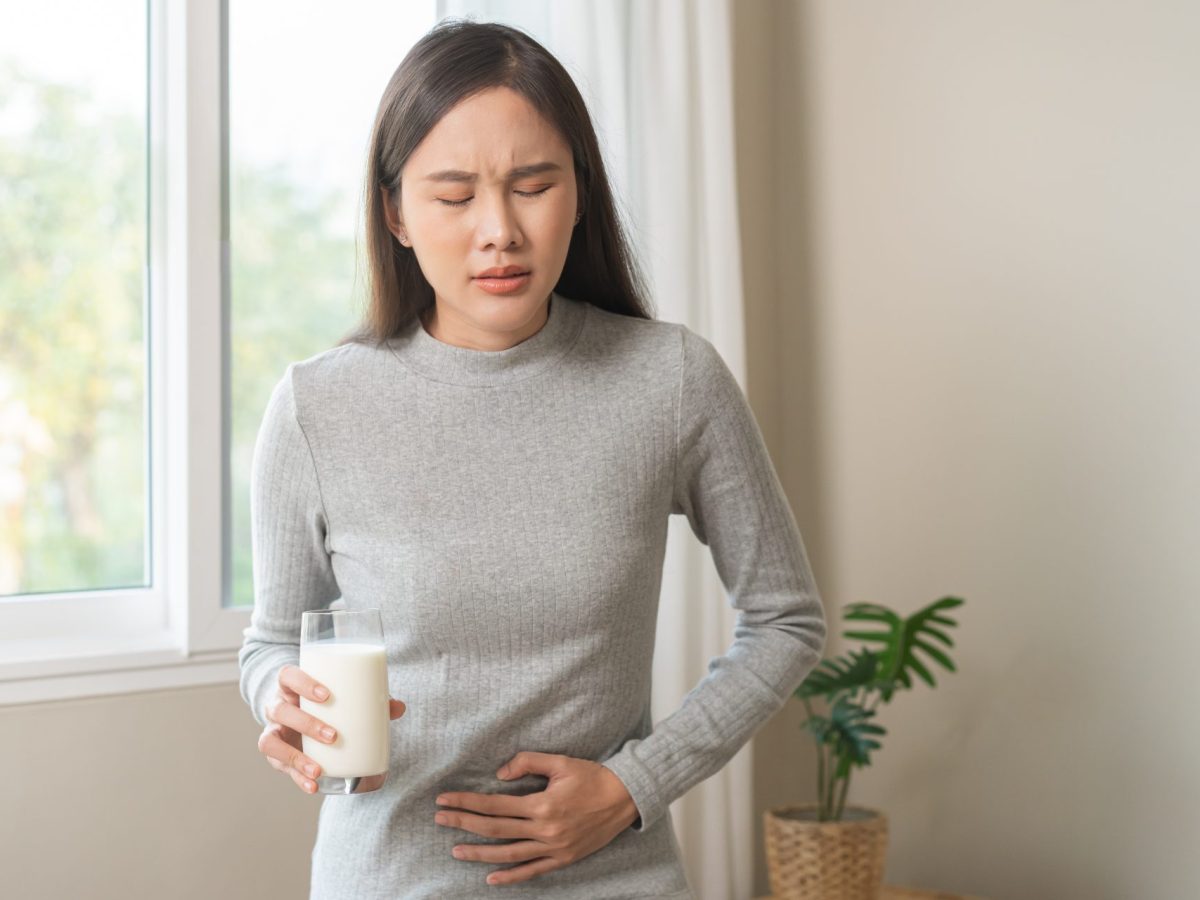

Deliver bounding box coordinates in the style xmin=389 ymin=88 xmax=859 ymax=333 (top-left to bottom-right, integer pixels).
xmin=473 ymin=190 xmax=524 ymax=251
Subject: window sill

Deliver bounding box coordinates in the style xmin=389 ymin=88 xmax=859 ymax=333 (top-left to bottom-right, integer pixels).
xmin=0 ymin=632 xmax=240 ymax=707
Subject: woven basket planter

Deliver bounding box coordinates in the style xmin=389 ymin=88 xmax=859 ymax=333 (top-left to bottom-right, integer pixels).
xmin=763 ymin=804 xmax=888 ymax=900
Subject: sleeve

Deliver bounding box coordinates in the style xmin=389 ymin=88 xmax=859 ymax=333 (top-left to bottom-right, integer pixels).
xmin=600 ymin=325 xmax=827 ymax=833
xmin=237 ymin=365 xmax=341 ymax=728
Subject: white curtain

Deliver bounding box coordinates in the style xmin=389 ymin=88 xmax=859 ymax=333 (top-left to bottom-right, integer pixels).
xmin=436 ymin=2 xmax=752 ymax=897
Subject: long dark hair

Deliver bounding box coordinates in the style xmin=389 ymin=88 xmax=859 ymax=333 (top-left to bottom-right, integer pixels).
xmin=340 ymin=18 xmax=653 ymax=347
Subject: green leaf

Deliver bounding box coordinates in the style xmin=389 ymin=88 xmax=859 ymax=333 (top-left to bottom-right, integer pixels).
xmin=801 ymin=715 xmax=831 ymax=742
xmin=841 ymin=596 xmax=964 ymax=695
xmin=907 ymin=653 xmax=935 ymax=687
xmin=843 ymin=604 xmax=903 ymax=627
xmin=834 ymin=755 xmax=853 ymax=779
xmin=826 ymin=696 xmax=887 ymax=768
xmin=912 ymin=638 xmax=956 ymax=671
xmin=921 ymin=626 xmax=955 ymax=648
xmin=795 ymin=648 xmax=879 ymax=699
xmin=841 ymin=630 xmax=891 ymax=643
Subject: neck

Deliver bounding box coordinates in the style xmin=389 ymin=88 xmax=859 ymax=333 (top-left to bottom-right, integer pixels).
xmin=388 ymin=290 xmax=586 ymax=388
xmin=422 ymin=294 xmax=553 ymax=352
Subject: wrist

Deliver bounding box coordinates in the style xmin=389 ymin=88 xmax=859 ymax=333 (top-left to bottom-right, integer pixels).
xmin=623 ymin=795 xmax=640 ymax=829
xmin=599 ymin=763 xmax=642 ymax=830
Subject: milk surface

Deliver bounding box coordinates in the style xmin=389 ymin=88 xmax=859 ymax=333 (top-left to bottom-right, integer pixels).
xmin=299 ymin=642 xmax=390 ymax=778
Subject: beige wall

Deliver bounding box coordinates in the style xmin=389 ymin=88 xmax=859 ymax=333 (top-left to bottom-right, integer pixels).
xmin=732 ymin=2 xmax=830 ymax=898
xmin=742 ymin=1 xmax=1200 ymax=898
xmin=0 ymin=684 xmax=315 ymax=899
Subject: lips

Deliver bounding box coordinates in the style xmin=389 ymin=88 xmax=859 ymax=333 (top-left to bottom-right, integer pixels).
xmin=475 ymin=265 xmax=529 ymax=278
xmin=472 ymin=269 xmax=532 ymax=295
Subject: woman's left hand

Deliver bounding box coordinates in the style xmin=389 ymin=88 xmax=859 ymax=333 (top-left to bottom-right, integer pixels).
xmin=434 ymin=751 xmax=640 ymax=886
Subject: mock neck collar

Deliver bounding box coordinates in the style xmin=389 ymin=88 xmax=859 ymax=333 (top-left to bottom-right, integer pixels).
xmin=388 ymin=290 xmax=587 ymax=387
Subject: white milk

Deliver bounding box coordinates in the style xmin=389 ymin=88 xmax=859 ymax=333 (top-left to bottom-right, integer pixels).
xmin=299 ymin=642 xmax=390 ymax=778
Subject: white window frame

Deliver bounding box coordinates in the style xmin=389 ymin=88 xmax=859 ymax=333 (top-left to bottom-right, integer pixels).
xmin=0 ymin=0 xmax=245 ymax=705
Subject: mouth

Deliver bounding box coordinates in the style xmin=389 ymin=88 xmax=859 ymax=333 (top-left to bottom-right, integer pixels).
xmin=472 ymin=270 xmax=533 ymax=294
xmin=475 ymin=266 xmax=530 ymax=279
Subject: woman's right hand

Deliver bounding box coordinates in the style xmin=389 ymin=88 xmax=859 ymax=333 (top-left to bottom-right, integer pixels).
xmin=257 ymin=663 xmax=407 ymax=794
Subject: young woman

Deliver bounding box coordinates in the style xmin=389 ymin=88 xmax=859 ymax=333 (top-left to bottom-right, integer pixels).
xmin=239 ymin=18 xmax=826 ymax=900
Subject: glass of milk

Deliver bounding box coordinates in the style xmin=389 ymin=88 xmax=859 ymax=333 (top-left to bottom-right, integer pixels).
xmin=299 ymin=608 xmax=391 ymax=795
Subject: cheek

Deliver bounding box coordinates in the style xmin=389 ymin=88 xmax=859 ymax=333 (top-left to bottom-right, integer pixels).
xmin=411 ymin=215 xmax=471 ymax=252
xmin=535 ymin=199 xmax=577 ymax=240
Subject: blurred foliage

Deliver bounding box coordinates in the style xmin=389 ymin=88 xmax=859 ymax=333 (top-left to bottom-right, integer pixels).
xmin=229 ymin=151 xmax=364 ymax=606
xmin=0 ymin=60 xmax=146 ymax=594
xmin=0 ymin=59 xmax=363 ymax=603
xmin=794 ymin=596 xmax=965 ymax=821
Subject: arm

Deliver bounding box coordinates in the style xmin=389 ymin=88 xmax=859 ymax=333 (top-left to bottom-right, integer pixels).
xmin=600 ymin=325 xmax=827 ymax=832
xmin=238 ymin=365 xmax=341 ymax=728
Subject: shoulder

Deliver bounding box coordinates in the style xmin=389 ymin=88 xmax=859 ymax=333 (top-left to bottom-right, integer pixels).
xmin=576 ymin=303 xmax=687 ymax=381
xmin=577 ymin=304 xmax=739 ymax=394
xmin=679 ymin=326 xmax=739 ymax=393
xmin=672 ymin=326 xmax=746 ymax=419
xmin=271 ymin=341 xmax=386 ymax=427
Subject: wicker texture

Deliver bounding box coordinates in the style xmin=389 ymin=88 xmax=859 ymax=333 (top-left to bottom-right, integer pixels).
xmin=763 ymin=805 xmax=889 ymax=900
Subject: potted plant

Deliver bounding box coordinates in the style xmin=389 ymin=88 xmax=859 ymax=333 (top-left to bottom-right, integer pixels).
xmin=763 ymin=595 xmax=965 ymax=900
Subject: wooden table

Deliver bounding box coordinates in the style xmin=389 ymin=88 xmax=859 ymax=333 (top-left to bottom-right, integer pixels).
xmin=755 ymin=887 xmax=985 ymax=899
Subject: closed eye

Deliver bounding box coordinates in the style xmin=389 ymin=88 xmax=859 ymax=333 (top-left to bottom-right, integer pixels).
xmin=437 ymin=186 xmax=552 ymax=207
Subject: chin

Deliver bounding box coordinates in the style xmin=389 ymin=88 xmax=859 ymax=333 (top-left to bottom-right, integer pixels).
xmin=471 ymin=288 xmax=544 ymax=314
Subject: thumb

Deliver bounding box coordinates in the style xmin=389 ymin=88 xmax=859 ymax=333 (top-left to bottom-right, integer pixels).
xmin=497 ymin=751 xmax=561 ymax=780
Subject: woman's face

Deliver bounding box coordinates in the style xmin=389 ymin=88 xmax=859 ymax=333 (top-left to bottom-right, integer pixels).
xmin=385 ymin=86 xmax=579 ymax=349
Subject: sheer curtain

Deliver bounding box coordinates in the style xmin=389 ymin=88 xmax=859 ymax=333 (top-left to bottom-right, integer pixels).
xmin=436 ymin=2 xmax=752 ymax=896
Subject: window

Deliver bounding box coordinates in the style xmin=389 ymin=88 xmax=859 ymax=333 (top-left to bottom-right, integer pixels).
xmin=0 ymin=1 xmax=436 ymax=705
xmin=0 ymin=1 xmax=149 ymax=600
xmin=228 ymin=0 xmax=436 ymax=608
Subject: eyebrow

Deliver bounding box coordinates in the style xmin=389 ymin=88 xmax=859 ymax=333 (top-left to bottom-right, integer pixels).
xmin=420 ymin=161 xmax=563 ymax=184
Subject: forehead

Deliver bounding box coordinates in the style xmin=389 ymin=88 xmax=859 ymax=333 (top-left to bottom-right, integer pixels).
xmin=405 ymin=86 xmax=571 ymax=178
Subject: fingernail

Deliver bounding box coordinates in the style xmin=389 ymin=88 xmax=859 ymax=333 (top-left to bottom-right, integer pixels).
xmin=306 ymin=764 xmax=319 ymax=778
xmin=314 ymin=686 xmax=329 ymax=700
xmin=322 ymin=727 xmax=336 ymax=740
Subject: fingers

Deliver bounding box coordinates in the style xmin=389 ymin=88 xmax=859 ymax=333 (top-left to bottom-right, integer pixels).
xmin=261 ymin=666 xmax=338 ymax=795
xmin=279 ymin=663 xmax=330 ymax=703
xmin=267 ymin=692 xmax=338 ymax=747
xmin=437 ymin=791 xmax=538 ymax=820
xmin=257 ymin=725 xmax=324 ymax=793
xmin=279 ymin=665 xmax=406 ymax=725
xmin=259 ymin=668 xmax=408 ymax=795
xmin=449 ymin=838 xmax=547 ymax=866
xmin=486 ymin=855 xmax=562 ymax=886
xmin=436 ymin=808 xmax=540 ymax=841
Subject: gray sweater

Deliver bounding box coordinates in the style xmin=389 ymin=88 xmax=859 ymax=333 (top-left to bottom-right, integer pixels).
xmin=238 ymin=291 xmax=826 ymax=899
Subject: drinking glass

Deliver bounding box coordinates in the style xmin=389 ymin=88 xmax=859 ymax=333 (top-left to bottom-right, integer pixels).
xmin=299 ymin=608 xmax=391 ymax=795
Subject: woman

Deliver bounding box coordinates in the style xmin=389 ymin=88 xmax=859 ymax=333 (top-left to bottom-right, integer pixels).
xmin=239 ymin=18 xmax=826 ymax=900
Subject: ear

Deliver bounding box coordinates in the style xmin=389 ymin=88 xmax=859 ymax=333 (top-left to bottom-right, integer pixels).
xmin=380 ymin=185 xmax=408 ymax=244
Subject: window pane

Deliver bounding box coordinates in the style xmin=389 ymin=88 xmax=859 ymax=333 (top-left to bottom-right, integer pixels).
xmin=228 ymin=2 xmax=437 ymax=607
xmin=0 ymin=2 xmax=149 ymax=597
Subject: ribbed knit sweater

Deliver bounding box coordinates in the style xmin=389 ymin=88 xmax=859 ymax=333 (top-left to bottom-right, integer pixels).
xmin=238 ymin=290 xmax=826 ymax=899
